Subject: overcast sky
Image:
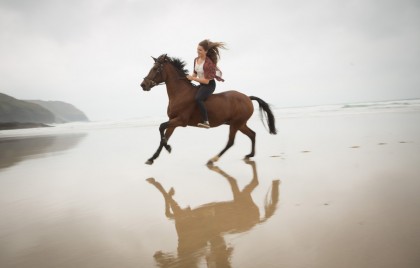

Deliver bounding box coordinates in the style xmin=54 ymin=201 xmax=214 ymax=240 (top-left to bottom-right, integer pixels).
xmin=1 ymin=0 xmax=419 ymax=121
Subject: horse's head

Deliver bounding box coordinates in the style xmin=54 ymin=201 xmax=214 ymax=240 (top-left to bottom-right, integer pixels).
xmin=140 ymin=54 xmax=169 ymax=91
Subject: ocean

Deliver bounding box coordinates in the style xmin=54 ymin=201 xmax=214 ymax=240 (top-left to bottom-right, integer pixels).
xmin=1 ymin=99 xmax=420 ymax=139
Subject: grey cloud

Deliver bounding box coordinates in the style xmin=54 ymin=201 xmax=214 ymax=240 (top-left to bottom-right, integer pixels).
xmin=0 ymin=0 xmax=419 ymax=120
xmin=1 ymin=0 xmax=96 ymax=43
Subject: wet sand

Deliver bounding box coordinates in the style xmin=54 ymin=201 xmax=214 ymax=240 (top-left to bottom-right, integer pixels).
xmin=1 ymin=110 xmax=420 ymax=268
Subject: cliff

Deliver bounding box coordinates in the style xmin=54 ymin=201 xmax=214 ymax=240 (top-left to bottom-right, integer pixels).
xmin=27 ymin=100 xmax=89 ymax=123
xmin=0 ymin=92 xmax=89 ymax=129
xmin=0 ymin=93 xmax=56 ymax=124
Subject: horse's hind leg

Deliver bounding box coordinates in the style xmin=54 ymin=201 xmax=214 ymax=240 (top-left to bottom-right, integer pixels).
xmin=207 ymin=164 xmax=241 ymax=200
xmin=239 ymin=124 xmax=256 ymax=159
xmin=208 ymin=125 xmax=238 ymax=165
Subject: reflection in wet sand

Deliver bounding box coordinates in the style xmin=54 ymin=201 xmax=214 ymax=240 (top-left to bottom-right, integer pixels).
xmin=0 ymin=134 xmax=87 ymax=170
xmin=147 ymin=160 xmax=280 ymax=268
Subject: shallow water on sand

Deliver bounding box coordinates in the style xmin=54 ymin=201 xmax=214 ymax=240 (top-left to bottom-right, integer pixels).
xmin=1 ymin=111 xmax=420 ymax=268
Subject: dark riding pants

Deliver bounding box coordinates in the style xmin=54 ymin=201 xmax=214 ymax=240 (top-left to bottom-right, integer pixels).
xmin=195 ymin=79 xmax=216 ymax=122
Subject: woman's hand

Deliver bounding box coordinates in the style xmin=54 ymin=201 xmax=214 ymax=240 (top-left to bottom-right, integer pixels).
xmin=186 ymin=75 xmax=194 ymax=81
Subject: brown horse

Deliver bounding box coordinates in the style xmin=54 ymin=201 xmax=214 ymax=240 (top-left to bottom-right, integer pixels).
xmin=140 ymin=54 xmax=277 ymax=165
xmin=146 ymin=160 xmax=280 ymax=267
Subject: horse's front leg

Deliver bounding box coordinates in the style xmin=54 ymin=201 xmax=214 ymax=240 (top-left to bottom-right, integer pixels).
xmin=145 ymin=118 xmax=183 ymax=165
xmin=146 ymin=178 xmax=184 ymax=218
xmin=146 ymin=121 xmax=169 ymax=165
xmin=146 ymin=178 xmax=175 ymax=219
xmin=159 ymin=121 xmax=172 ymax=153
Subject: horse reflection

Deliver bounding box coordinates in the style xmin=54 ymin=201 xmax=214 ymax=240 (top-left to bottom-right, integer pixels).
xmin=147 ymin=160 xmax=280 ymax=268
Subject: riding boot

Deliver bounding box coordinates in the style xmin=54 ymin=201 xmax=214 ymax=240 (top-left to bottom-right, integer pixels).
xmin=197 ymin=121 xmax=210 ymax=128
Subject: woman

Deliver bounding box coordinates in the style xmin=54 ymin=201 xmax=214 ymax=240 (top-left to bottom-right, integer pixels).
xmin=187 ymin=39 xmax=226 ymax=128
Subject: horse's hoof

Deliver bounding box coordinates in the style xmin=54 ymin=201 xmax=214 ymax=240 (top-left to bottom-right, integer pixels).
xmin=146 ymin=177 xmax=156 ymax=183
xmin=208 ymin=156 xmax=219 ymax=164
xmin=165 ymin=144 xmax=172 ymax=153
xmin=168 ymin=187 xmax=175 ymax=196
xmin=207 ymin=160 xmax=214 ymax=166
xmin=145 ymin=159 xmax=154 ymax=165
xmin=244 ymin=158 xmax=255 ymax=165
xmin=207 ymin=164 xmax=221 ymax=172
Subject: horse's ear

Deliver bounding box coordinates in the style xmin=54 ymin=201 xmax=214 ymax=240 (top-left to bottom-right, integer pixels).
xmin=152 ymin=56 xmax=157 ymax=62
xmin=163 ymin=54 xmax=168 ymax=61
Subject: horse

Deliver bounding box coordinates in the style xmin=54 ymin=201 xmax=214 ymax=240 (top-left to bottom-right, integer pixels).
xmin=140 ymin=54 xmax=277 ymax=165
xmin=146 ymin=160 xmax=280 ymax=267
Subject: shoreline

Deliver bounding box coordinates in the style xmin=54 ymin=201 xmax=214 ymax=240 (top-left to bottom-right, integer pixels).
xmin=0 ymin=122 xmax=52 ymax=130
xmin=1 ymin=98 xmax=419 ymax=138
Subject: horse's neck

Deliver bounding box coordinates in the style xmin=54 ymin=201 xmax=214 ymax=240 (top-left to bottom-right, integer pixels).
xmin=164 ymin=69 xmax=195 ymax=100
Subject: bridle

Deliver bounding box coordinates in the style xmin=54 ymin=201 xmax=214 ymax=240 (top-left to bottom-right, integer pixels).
xmin=143 ymin=57 xmax=167 ymax=87
xmin=143 ymin=54 xmax=189 ymax=89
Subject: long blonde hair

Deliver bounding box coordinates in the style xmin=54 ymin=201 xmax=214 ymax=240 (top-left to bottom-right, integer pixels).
xmin=198 ymin=39 xmax=227 ymax=65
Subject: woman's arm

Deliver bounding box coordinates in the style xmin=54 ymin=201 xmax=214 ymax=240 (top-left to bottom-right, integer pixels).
xmin=186 ymin=57 xmax=210 ymax=84
xmin=192 ymin=76 xmax=209 ymax=84
xmin=186 ymin=75 xmax=209 ymax=84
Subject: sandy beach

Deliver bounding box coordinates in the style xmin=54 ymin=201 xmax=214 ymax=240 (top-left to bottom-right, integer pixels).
xmin=1 ymin=104 xmax=420 ymax=268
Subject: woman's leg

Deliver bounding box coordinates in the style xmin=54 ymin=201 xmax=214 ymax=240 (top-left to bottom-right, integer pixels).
xmin=195 ymin=80 xmax=215 ymax=127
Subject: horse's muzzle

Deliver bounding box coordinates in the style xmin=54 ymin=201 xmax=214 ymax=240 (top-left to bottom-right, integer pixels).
xmin=140 ymin=81 xmax=151 ymax=91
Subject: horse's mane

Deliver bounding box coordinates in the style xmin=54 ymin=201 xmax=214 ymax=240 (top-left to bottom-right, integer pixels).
xmin=159 ymin=55 xmax=195 ymax=87
xmin=169 ymin=57 xmax=189 ymax=77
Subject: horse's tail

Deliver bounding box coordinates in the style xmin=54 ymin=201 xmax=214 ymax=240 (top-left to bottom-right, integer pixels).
xmin=249 ymin=96 xmax=277 ymax=134
xmin=259 ymin=179 xmax=281 ymax=224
